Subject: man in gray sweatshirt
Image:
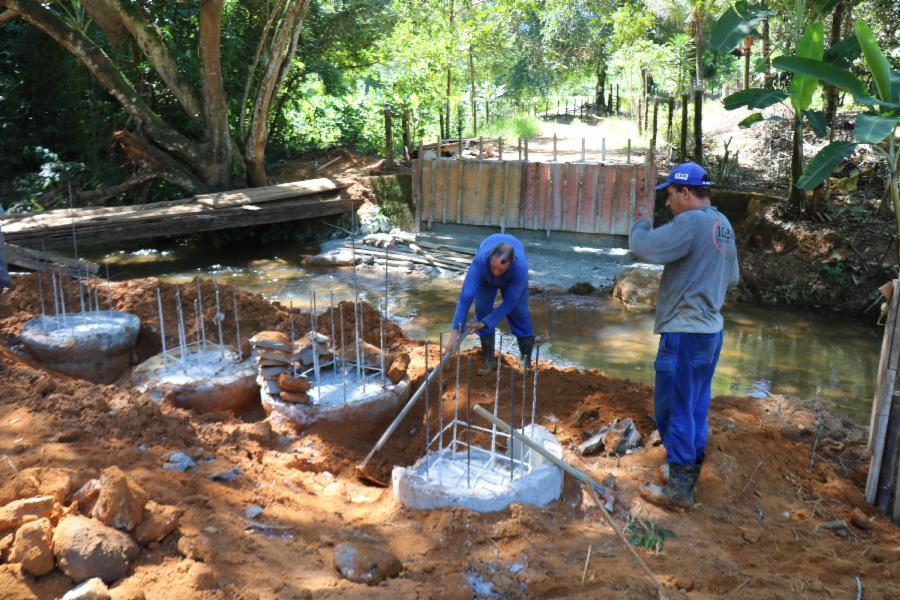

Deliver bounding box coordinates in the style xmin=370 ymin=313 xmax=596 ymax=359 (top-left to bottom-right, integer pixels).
xmin=629 ymin=162 xmax=739 ymax=509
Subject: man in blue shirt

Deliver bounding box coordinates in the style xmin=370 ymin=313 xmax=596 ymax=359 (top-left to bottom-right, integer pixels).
xmin=446 ymin=233 xmax=534 ymax=373
xmin=629 ymin=162 xmax=739 ymax=510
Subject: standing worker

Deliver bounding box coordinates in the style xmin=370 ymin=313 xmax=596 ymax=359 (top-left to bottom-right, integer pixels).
xmin=629 ymin=162 xmax=739 ymax=509
xmin=446 ymin=233 xmax=535 ymax=373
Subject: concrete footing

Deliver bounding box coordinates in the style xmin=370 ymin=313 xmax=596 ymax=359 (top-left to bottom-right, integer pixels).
xmin=392 ymin=424 xmax=564 ymax=512
xmin=131 ymin=347 xmax=257 ymax=413
xmin=20 ymin=312 xmax=141 ymax=384
xmin=261 ymin=369 xmax=411 ymax=430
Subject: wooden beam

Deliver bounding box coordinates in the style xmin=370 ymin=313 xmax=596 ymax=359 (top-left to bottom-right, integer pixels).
xmin=195 ymin=178 xmax=349 ymax=208
xmin=5 ymin=243 xmax=99 ymax=276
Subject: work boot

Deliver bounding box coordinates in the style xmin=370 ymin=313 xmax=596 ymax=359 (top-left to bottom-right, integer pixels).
xmin=641 ymin=463 xmax=700 ymax=510
xmin=477 ymin=335 xmax=496 ymax=376
xmin=516 ymin=335 xmax=535 ymax=371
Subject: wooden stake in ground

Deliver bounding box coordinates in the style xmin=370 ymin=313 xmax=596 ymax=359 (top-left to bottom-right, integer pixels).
xmin=473 ymin=405 xmax=669 ymax=600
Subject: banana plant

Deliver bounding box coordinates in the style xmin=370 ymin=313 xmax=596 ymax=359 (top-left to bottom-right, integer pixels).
xmin=773 ymin=21 xmax=900 ymax=259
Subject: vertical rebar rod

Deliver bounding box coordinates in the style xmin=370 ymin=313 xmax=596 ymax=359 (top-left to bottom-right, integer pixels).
xmin=350 ymin=205 xmax=361 ymax=380
xmin=329 ymin=292 xmax=337 ymax=371
xmin=106 ymin=263 xmax=112 ymax=315
xmin=193 ymin=299 xmax=201 ymax=354
xmin=289 ymin=300 xmax=295 ymax=376
xmin=175 ymin=285 xmax=187 ymax=362
xmin=60 ymin=272 xmax=68 ymax=322
xmin=509 ymin=368 xmax=516 ymax=479
xmin=424 ymin=340 xmax=430 ymax=468
xmin=466 ymin=356 xmax=472 ymax=488
xmin=37 ymin=269 xmax=47 ymax=333
xmin=452 ymin=338 xmax=461 ymax=452
xmin=531 ymin=345 xmax=540 ymax=427
xmin=232 ymin=286 xmax=243 ymax=360
xmin=381 ymin=244 xmax=388 ymax=385
xmin=68 ymin=183 xmax=85 ymax=319
xmin=438 ymin=332 xmax=444 ymax=453
xmin=354 ymin=293 xmax=361 ymax=380
xmin=214 ymin=282 xmax=225 ymax=359
xmin=196 ymin=277 xmax=207 ymax=352
xmin=521 ymin=354 xmax=527 ymax=431
xmin=156 ymin=287 xmax=168 ymax=361
xmin=339 ymin=301 xmax=347 ymax=403
xmin=490 ymin=332 xmax=502 ymax=456
xmin=50 ymin=270 xmax=60 ymax=327
xmin=311 ymin=291 xmax=321 ymax=388
xmin=93 ymin=274 xmax=100 ymax=312
xmin=360 ymin=294 xmax=366 ymax=394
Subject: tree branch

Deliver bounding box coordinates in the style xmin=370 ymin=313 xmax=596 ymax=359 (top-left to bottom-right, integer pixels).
xmin=77 ymin=172 xmax=159 ymax=203
xmin=3 ymin=0 xmax=207 ymax=171
xmin=101 ymin=0 xmax=204 ymax=120
xmin=238 ymin=0 xmax=284 ymax=141
xmin=0 ymin=8 xmax=20 ymax=26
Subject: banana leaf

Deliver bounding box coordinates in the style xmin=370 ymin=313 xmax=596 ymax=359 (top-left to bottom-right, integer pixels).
xmin=797 ymin=141 xmax=857 ymax=190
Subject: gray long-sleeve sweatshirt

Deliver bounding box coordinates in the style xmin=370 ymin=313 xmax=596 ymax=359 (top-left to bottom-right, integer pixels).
xmin=629 ymin=205 xmax=739 ymax=334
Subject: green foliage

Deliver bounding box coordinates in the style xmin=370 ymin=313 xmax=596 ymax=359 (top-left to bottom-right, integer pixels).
xmin=481 ymin=114 xmax=542 ymax=140
xmin=710 ymin=2 xmax=774 ymax=51
xmin=790 ymin=23 xmax=824 ymax=112
xmin=796 ymin=141 xmax=857 ymax=190
xmin=625 ymin=516 xmax=675 ymax=554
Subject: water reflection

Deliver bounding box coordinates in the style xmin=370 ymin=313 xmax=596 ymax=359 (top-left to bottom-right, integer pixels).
xmin=89 ymin=242 xmax=880 ymax=422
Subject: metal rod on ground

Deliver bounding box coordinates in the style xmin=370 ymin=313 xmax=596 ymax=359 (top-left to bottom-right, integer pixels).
xmin=491 ymin=332 xmax=502 ymax=456
xmin=175 ymin=285 xmax=187 ymax=362
xmin=424 ymin=340 xmax=430 ymax=469
xmin=452 ymin=338 xmax=461 ymax=452
xmin=156 ymin=287 xmax=168 ymax=361
xmin=438 ymin=333 xmax=444 ymax=453
xmin=510 ymin=368 xmax=515 ymax=479
xmin=106 ymin=264 xmax=112 ymax=315
xmin=531 ymin=345 xmax=540 ymax=427
xmin=68 ymin=183 xmax=85 ymax=319
xmin=232 ymin=287 xmax=243 ymax=360
xmin=466 ymin=356 xmax=472 ymax=488
xmin=196 ymin=277 xmax=206 ymax=352
xmin=214 ymin=282 xmax=224 ymax=359
xmin=354 ymin=327 xmax=472 ymax=485
xmin=473 ymin=405 xmax=668 ymax=600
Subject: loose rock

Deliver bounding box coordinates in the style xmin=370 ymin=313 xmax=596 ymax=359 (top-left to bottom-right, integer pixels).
xmin=0 ymin=564 xmax=39 ymax=600
xmin=9 ymin=517 xmax=54 ymax=576
xmin=53 ymin=515 xmax=139 ymax=583
xmin=91 ymin=467 xmax=147 ymax=532
xmin=61 ymin=578 xmax=110 ymax=600
xmin=0 ymin=496 xmax=54 ymax=534
xmin=0 ymin=467 xmax=78 ymax=506
xmin=177 ymin=533 xmax=213 ymax=562
xmin=333 ymin=541 xmax=402 ymax=585
xmin=133 ymin=502 xmax=182 ymax=545
xmin=612 ymin=265 xmax=662 ymax=310
xmin=850 ymin=507 xmax=872 ymax=530
xmin=187 ymin=561 xmax=217 ymax=590
xmin=388 ymin=353 xmax=411 ymax=384
xmin=72 ymin=480 xmax=102 ymax=515
xmin=431 ymin=573 xmax=473 ymax=600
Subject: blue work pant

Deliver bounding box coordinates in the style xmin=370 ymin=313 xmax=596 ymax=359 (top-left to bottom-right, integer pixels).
xmin=653 ymin=331 xmax=724 ymax=466
xmin=473 ymin=285 xmax=533 ymax=338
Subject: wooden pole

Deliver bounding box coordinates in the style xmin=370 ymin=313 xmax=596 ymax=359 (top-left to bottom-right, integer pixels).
xmin=524 ymin=138 xmax=529 ymax=161
xmin=384 ymin=105 xmax=394 ymax=169
xmin=651 ymin=97 xmax=659 ymax=155
xmin=667 ymin=95 xmax=675 ymax=144
xmin=867 ymin=280 xmax=900 ymax=506
xmin=636 ymin=97 xmax=643 ymax=136
xmin=680 ymin=92 xmax=689 ymax=163
xmin=581 ymin=138 xmax=586 ymax=162
xmin=498 ymin=137 xmax=504 ymax=160
xmin=627 ymin=139 xmax=631 ymax=164
xmin=553 ymin=133 xmax=558 ymax=161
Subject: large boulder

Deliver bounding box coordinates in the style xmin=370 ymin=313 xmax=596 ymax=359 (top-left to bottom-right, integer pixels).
xmin=333 ymin=542 xmax=402 ymax=585
xmin=0 ymin=496 xmax=54 ymax=534
xmin=52 ymin=516 xmax=138 ymax=583
xmin=91 ymin=468 xmax=147 ymax=532
xmin=612 ymin=265 xmax=663 ymax=311
xmin=9 ymin=517 xmax=54 ymax=576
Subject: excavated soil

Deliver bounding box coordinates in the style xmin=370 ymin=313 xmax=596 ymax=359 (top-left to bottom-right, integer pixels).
xmin=1 ymin=274 xmax=899 ymax=599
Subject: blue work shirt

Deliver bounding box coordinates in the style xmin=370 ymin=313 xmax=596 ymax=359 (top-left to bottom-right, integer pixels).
xmin=451 ymin=234 xmax=529 ymax=331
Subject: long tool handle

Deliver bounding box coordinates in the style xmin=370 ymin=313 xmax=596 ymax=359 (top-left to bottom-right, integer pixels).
xmin=472 ymin=405 xmax=668 ymax=600
xmin=358 ymin=329 xmax=470 ymax=471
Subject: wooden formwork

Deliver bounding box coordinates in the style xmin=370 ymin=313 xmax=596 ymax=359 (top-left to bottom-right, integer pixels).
xmin=412 ymin=157 xmax=655 ymax=236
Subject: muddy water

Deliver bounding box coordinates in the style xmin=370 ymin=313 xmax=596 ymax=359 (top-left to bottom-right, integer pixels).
xmin=92 ymin=241 xmax=880 ymax=422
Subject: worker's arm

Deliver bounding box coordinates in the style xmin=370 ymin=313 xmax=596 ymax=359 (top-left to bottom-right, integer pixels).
xmin=481 ymin=267 xmax=527 ymax=329
xmin=728 ymin=249 xmax=740 ymax=288
xmin=628 ymin=216 xmax=694 ymax=264
xmin=451 ymin=261 xmax=482 ymax=332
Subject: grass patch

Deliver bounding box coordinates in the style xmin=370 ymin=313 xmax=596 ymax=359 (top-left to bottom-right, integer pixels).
xmin=481 ymin=114 xmax=542 ymax=140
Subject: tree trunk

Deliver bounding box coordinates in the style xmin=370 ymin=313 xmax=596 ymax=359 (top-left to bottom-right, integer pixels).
xmin=667 ymin=95 xmax=675 ymax=143
xmin=762 ymin=19 xmax=772 ymax=88
xmin=650 ymin=97 xmax=659 ymax=155
xmin=693 ymin=4 xmax=704 ymax=165
xmin=693 ymin=88 xmax=703 ymax=165
xmin=743 ymin=36 xmax=752 ymax=90
xmin=244 ymin=0 xmax=310 ymax=186
xmin=824 ymin=0 xmax=845 ymax=131
xmin=680 ymin=92 xmax=689 ymax=163
xmin=199 ymin=0 xmax=231 ymax=188
xmin=468 ymin=46 xmax=476 ymax=135
xmin=401 ymin=107 xmax=411 ymax=160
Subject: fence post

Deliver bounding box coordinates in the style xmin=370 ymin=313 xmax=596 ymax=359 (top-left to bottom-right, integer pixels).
xmin=498 ymin=137 xmax=503 ymax=160
xmin=384 ymin=105 xmax=394 ymax=169
xmin=627 ymin=139 xmax=631 ymax=164
xmin=524 ymin=138 xmax=529 ymax=161
xmin=680 ymin=92 xmax=689 ymax=163
xmin=651 ymin=97 xmax=659 ymax=156
xmin=581 ymin=138 xmax=586 ymax=162
xmin=553 ymin=133 xmax=557 ymax=161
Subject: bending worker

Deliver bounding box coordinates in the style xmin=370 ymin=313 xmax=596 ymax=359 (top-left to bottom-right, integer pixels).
xmin=629 ymin=162 xmax=739 ymax=510
xmin=446 ymin=233 xmax=535 ymax=373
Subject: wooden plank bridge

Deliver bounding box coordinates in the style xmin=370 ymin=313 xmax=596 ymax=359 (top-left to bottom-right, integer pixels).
xmin=0 ymin=178 xmax=353 ymax=250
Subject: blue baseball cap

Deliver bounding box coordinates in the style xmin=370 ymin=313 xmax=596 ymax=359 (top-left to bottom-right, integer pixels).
xmin=655 ymin=162 xmax=712 ymax=190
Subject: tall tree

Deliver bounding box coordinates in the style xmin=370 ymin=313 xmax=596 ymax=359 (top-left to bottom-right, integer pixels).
xmin=1 ymin=0 xmax=312 ymax=192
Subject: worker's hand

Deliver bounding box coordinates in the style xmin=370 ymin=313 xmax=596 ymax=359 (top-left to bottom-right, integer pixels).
xmin=446 ymin=329 xmax=460 ymax=354
xmin=469 ymin=321 xmax=485 ymax=333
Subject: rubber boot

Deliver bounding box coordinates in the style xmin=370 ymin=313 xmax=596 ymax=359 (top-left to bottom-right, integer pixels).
xmin=641 ymin=463 xmax=700 ymax=510
xmin=516 ymin=335 xmax=535 ymax=371
xmin=660 ymin=455 xmax=703 ymax=482
xmin=476 ymin=334 xmax=496 ymax=376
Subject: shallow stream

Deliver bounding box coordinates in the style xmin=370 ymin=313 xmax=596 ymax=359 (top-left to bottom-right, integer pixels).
xmin=90 ymin=239 xmax=881 ymax=422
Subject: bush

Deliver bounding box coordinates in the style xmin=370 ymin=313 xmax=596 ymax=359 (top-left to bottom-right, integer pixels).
xmin=481 ymin=114 xmax=542 ymax=140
